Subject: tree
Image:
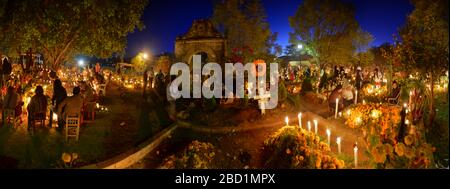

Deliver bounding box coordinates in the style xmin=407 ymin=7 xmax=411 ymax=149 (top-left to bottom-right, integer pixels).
xmin=393 ymin=0 xmax=449 ymax=128
xmin=154 ymin=55 xmax=172 ymax=74
xmin=0 ymin=0 xmax=148 ymax=69
xmin=353 ymin=28 xmax=374 ymax=66
xmin=212 ymin=0 xmax=279 ymax=63
xmin=288 ymin=0 xmax=363 ymax=68
xmin=131 ymin=52 xmax=148 ymax=73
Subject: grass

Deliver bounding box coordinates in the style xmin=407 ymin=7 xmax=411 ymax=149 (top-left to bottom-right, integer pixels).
xmin=0 ymin=86 xmax=168 ymax=168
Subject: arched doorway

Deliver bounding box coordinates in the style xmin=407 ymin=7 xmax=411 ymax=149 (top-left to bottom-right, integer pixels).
xmin=189 ymin=52 xmax=208 ymax=66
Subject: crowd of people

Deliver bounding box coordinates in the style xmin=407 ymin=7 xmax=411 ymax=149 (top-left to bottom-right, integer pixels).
xmin=1 ymin=55 xmax=108 ymax=132
xmin=280 ymin=62 xmax=402 ymax=113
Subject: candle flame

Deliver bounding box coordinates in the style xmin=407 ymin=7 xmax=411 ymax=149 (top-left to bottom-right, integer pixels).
xmin=285 ymin=116 xmax=289 ymax=126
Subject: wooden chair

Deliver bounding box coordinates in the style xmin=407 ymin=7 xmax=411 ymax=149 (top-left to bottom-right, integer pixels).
xmin=2 ymin=109 xmax=16 ymax=127
xmin=32 ymin=112 xmax=46 ymax=128
xmin=65 ymin=115 xmax=80 ymax=141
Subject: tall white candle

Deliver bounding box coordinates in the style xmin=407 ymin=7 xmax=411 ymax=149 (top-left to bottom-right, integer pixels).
xmin=337 ymin=137 xmax=341 ymax=154
xmin=354 ymin=90 xmax=358 ymax=104
xmin=354 ymin=143 xmax=358 ymax=168
xmin=326 ymin=129 xmax=331 ymax=145
xmin=335 ymin=98 xmax=339 ymax=118
xmin=307 ymin=121 xmax=311 ymax=132
xmin=298 ymin=113 xmax=302 ymax=129
xmin=285 ymin=116 xmax=289 ymax=126
xmin=313 ymin=120 xmax=318 ymax=134
xmin=409 ymin=90 xmax=413 ymax=108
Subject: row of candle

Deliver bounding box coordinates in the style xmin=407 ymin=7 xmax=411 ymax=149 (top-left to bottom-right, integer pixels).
xmin=285 ymin=114 xmax=359 ymax=168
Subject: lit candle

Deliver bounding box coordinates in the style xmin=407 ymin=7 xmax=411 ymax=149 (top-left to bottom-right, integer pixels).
xmin=363 ymin=100 xmax=366 ymax=104
xmin=285 ymin=116 xmax=289 ymax=126
xmin=298 ymin=113 xmax=302 ymax=129
xmin=307 ymin=121 xmax=311 ymax=132
xmin=335 ymin=98 xmax=339 ymax=118
xmin=313 ymin=119 xmax=318 ymax=134
xmin=326 ymin=129 xmax=331 ymax=145
xmin=409 ymin=90 xmax=413 ymax=108
xmin=354 ymin=143 xmax=358 ymax=168
xmin=339 ymin=112 xmax=342 ymax=117
xmin=354 ymin=90 xmax=358 ymax=104
xmin=336 ymin=137 xmax=341 ymax=154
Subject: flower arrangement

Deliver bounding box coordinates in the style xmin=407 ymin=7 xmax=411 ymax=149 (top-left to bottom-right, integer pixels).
xmin=160 ymin=140 xmax=216 ymax=169
xmin=361 ymin=84 xmax=388 ymax=102
xmin=262 ymin=126 xmax=345 ymax=169
xmin=343 ymin=103 xmax=435 ymax=168
xmin=344 ymin=103 xmax=401 ymax=136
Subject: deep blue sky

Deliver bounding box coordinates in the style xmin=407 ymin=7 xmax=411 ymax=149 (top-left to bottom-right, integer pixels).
xmin=125 ymin=0 xmax=414 ymax=57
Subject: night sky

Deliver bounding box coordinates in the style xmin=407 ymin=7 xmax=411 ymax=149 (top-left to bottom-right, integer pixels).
xmin=125 ymin=0 xmax=414 ymax=58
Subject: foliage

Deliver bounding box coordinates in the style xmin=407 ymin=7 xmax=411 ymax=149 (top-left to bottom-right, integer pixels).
xmin=130 ymin=52 xmax=148 ymax=73
xmin=263 ymin=126 xmax=345 ymax=169
xmin=384 ymin=0 xmax=449 ymax=128
xmin=289 ymin=0 xmax=367 ymax=67
xmin=161 ymin=141 xmax=216 ymax=169
xmin=153 ymin=55 xmax=171 ymax=74
xmin=0 ymin=0 xmax=148 ymax=69
xmin=212 ymin=0 xmax=279 ymax=62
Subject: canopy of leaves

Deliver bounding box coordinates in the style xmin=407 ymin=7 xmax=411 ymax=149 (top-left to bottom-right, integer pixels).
xmin=212 ymin=0 xmax=279 ymax=63
xmin=289 ymin=0 xmax=369 ymax=67
xmin=397 ymin=0 xmax=449 ymax=76
xmin=0 ymin=0 xmax=148 ymax=69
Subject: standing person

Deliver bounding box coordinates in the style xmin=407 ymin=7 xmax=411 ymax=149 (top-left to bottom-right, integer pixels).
xmin=155 ymin=70 xmax=164 ymax=93
xmin=52 ymin=79 xmax=67 ymax=129
xmin=333 ymin=65 xmax=339 ymax=79
xmin=355 ymin=66 xmax=363 ymax=91
xmin=166 ymin=75 xmax=177 ymax=121
xmin=143 ymin=69 xmax=148 ymax=96
xmin=27 ymin=86 xmax=48 ymax=130
xmin=57 ymin=86 xmax=83 ymax=123
xmin=95 ymin=62 xmax=101 ymax=74
xmin=372 ymin=68 xmax=383 ymax=87
xmin=148 ymin=67 xmax=154 ymax=89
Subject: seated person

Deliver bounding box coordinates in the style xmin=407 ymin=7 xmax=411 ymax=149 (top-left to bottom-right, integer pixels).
xmin=386 ymin=80 xmax=401 ymax=103
xmin=341 ymin=85 xmax=354 ymax=107
xmin=328 ymin=85 xmax=344 ymax=112
xmin=57 ymin=86 xmax=84 ymax=121
xmin=27 ymin=86 xmax=48 ymax=128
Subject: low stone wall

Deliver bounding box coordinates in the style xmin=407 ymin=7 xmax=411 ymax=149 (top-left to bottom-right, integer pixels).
xmin=80 ymin=124 xmax=178 ymax=169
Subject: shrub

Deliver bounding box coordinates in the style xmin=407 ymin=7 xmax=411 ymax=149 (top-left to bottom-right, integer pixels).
xmin=160 ymin=141 xmax=216 ymax=169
